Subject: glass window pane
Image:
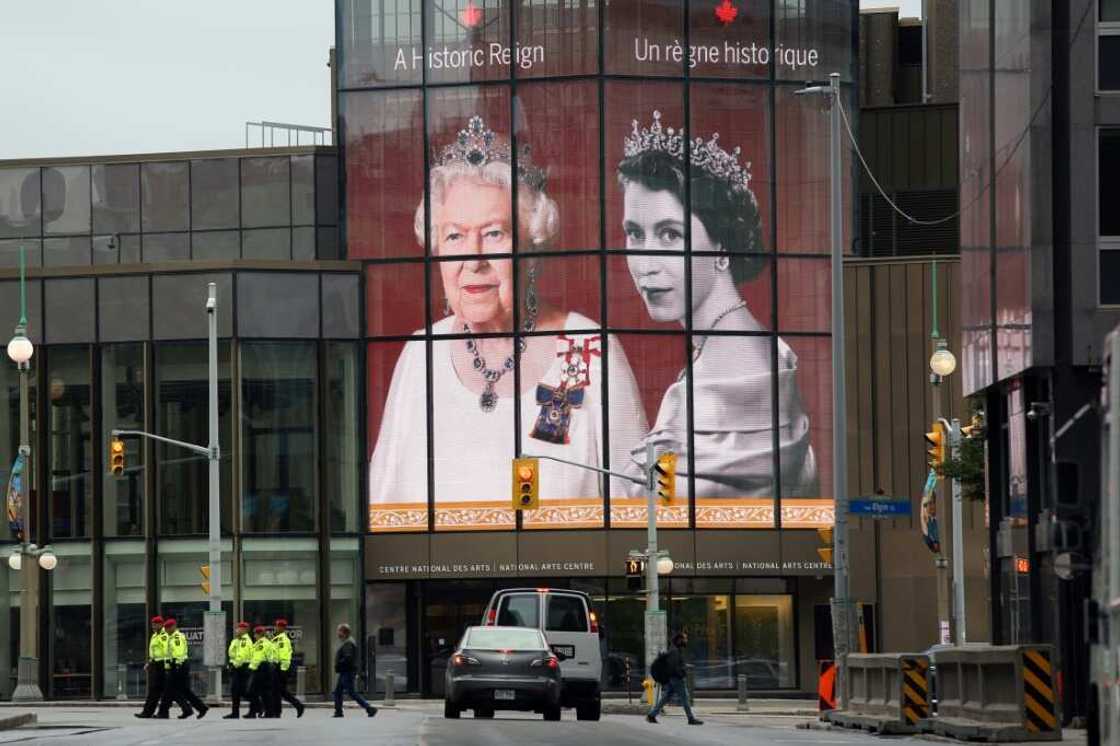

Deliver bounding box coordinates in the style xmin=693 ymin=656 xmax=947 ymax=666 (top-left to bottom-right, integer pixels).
xmin=240 ymin=343 xmax=317 ymax=533
xmin=604 ymin=0 xmax=683 ymax=76
xmin=1102 ymin=250 xmax=1120 ymax=305
xmin=0 ymin=238 xmax=42 ymax=268
xmin=670 ymin=593 xmax=731 ymax=688
xmin=778 ymin=336 xmax=828 ymax=504
xmin=293 ymin=226 xmax=315 ymax=261
xmin=498 ymin=593 xmax=540 ymax=627
xmin=99 ymin=276 xmax=150 ymax=342
xmin=317 ymin=227 xmax=339 ymax=259
xmin=103 ymin=541 xmax=148 ymax=698
xmin=191 ymin=159 xmax=240 ymax=230
xmin=151 ymin=273 xmax=234 ymax=340
xmin=43 ymin=166 xmax=91 ymax=235
xmin=1101 ymin=130 xmax=1120 ymax=236
xmin=43 ymin=236 xmax=91 ymax=267
xmin=47 ymin=346 xmax=92 ymax=539
xmin=242 ymin=227 xmax=291 ymax=260
xmin=0 ymin=564 xmax=21 ymax=700
xmin=103 ymin=344 xmax=146 ymax=537
xmin=191 ymin=230 xmax=240 ymax=261
xmin=316 ymin=156 xmax=338 ymax=226
xmin=687 ymin=0 xmax=770 ymax=78
xmin=141 ymin=162 xmax=189 ymax=233
xmin=44 ymin=278 xmax=96 ymax=344
xmin=367 ymin=262 xmax=426 ymax=337
xmin=775 ymin=0 xmax=852 ymax=82
xmin=734 ymin=594 xmax=795 ymax=688
xmin=292 ymin=155 xmax=315 ymax=225
xmin=341 ymin=90 xmax=424 ymax=259
xmin=155 ymin=343 xmax=233 ymax=535
xmin=241 ymin=157 xmax=290 ymax=228
xmin=92 ymin=163 xmax=140 ymax=234
xmin=1103 ymin=0 xmax=1120 ymax=23
xmin=142 ymin=233 xmax=190 ymax=263
xmin=322 ymin=273 xmax=360 ymax=339
xmin=777 ymin=257 xmax=829 ymax=332
xmin=0 ymin=167 xmax=42 ymax=238
xmin=0 ymin=355 xmax=38 ymax=542
xmin=49 ymin=543 xmax=92 ymax=698
xmin=237 ymin=273 xmax=319 ymax=338
xmin=242 ymin=538 xmax=322 ymax=692
xmin=424 ymin=0 xmax=512 ymax=84
xmin=516 ymin=0 xmax=598 ymax=78
xmin=545 ymin=593 xmax=587 ymax=631
xmin=365 ymin=580 xmax=408 ymax=694
xmin=368 ymin=340 xmax=429 ymax=532
xmin=330 ymin=538 xmax=362 ymax=689
xmin=339 ymin=0 xmax=422 ymax=87
xmin=326 ymin=343 xmax=360 ymax=532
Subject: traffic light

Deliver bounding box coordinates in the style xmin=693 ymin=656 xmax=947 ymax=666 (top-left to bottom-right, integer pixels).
xmin=925 ymin=422 xmax=946 ymax=470
xmin=625 ymin=558 xmax=644 ymax=592
xmin=817 ymin=527 xmax=834 ymax=566
xmin=654 ymin=452 xmax=677 ymax=502
xmin=512 ymin=457 xmax=539 ymax=510
xmin=200 ymin=564 xmax=211 ymax=595
xmin=109 ymin=437 xmax=125 ymax=477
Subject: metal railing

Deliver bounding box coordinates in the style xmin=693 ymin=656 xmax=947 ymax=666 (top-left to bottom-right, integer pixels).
xmin=244 ymin=121 xmax=332 ymax=148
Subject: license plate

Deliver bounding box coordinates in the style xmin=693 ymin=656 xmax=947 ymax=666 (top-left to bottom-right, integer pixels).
xmin=552 ymin=645 xmax=575 ymax=659
xmin=494 ymin=689 xmax=516 ymax=701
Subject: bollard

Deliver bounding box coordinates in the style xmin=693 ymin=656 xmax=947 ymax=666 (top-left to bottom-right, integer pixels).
xmin=686 ymin=665 xmax=695 ymax=706
xmin=737 ymin=673 xmax=750 ymax=712
xmin=384 ymin=671 xmax=396 ymax=706
xmin=116 ymin=664 xmax=128 ymax=701
xmin=296 ymin=665 xmax=307 ymax=699
xmin=625 ymin=659 xmax=632 ymax=705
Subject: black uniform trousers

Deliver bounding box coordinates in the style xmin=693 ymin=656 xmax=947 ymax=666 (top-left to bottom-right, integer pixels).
xmin=273 ymin=667 xmax=302 ymax=715
xmin=248 ymin=662 xmax=274 ymax=717
xmin=138 ymin=664 xmax=166 ymax=717
xmin=229 ymin=666 xmax=250 ymax=715
xmin=158 ymin=662 xmax=207 ymax=717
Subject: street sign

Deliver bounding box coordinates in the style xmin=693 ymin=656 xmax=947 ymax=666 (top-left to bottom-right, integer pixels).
xmin=849 ymin=498 xmax=912 ymax=517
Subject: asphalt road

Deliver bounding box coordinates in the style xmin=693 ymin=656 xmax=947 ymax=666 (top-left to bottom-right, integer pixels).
xmin=0 ymin=706 xmax=887 ymax=746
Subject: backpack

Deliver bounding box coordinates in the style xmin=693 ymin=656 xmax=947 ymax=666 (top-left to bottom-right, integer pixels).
xmin=650 ymin=651 xmax=672 ymax=684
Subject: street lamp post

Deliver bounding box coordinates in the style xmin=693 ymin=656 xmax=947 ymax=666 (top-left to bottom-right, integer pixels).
xmin=6 ymin=244 xmax=57 ymax=702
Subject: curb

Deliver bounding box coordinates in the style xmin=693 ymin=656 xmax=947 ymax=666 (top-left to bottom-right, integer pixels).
xmin=0 ymin=713 xmax=37 ymax=731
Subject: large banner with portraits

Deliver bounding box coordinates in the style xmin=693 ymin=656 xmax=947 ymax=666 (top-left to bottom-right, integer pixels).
xmin=340 ymin=0 xmax=854 ymax=533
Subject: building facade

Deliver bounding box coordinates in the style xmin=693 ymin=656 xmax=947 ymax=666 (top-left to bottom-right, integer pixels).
xmin=958 ymin=0 xmax=1120 ymax=721
xmin=1 ymin=0 xmax=986 ymax=702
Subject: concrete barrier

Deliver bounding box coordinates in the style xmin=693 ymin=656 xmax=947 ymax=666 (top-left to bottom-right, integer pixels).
xmin=824 ymin=653 xmax=931 ymax=735
xmin=926 ymin=644 xmax=1061 ymax=742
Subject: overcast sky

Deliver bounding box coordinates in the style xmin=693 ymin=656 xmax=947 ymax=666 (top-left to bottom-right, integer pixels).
xmin=0 ymin=0 xmax=921 ymax=160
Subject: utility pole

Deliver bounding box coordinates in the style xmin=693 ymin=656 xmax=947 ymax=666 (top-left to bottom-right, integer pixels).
xmin=796 ymin=71 xmax=853 ymax=707
xmin=112 ymin=283 xmax=225 ymax=701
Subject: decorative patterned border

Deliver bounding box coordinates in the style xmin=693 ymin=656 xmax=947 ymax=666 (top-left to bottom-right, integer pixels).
xmin=370 ymin=498 xmax=835 ymax=532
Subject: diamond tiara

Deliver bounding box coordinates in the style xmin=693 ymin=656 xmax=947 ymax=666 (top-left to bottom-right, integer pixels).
xmin=623 ymin=110 xmax=753 ymax=195
xmin=435 ymin=115 xmax=548 ymax=192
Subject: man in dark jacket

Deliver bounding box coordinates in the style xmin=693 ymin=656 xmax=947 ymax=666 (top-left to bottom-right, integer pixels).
xmin=333 ymin=624 xmax=377 ymax=718
xmin=646 ymin=632 xmax=703 ymax=725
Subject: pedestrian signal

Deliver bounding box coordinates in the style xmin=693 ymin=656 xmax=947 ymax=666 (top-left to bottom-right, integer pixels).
xmin=654 ymin=452 xmax=677 ymax=502
xmin=512 ymin=457 xmax=539 ymax=510
xmin=200 ymin=564 xmax=211 ymax=595
xmin=817 ymin=527 xmax=834 ymax=566
xmin=925 ymin=423 xmax=946 ymax=470
xmin=109 ymin=437 xmax=125 ymax=477
xmin=625 ymin=557 xmax=644 ymax=592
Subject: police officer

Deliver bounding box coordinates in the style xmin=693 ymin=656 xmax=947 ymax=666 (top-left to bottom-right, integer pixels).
xmin=246 ymin=625 xmax=274 ymax=719
xmin=157 ymin=619 xmax=209 ymax=720
xmin=223 ymin=621 xmax=254 ymax=719
xmin=271 ymin=619 xmax=305 ymax=718
xmin=135 ymin=615 xmax=169 ymax=719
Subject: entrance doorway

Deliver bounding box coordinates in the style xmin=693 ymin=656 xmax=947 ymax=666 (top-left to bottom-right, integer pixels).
xmin=421 ymin=580 xmax=497 ymax=696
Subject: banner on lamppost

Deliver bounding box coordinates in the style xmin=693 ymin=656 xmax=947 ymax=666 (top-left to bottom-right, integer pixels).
xmin=920 ymin=469 xmax=940 ymax=554
xmin=5 ymin=452 xmax=24 ymax=541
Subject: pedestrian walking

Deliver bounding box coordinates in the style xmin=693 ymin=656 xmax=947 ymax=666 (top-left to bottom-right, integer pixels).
xmin=135 ymin=615 xmax=169 ymax=719
xmin=157 ymin=619 xmax=209 ymax=720
xmin=332 ymin=624 xmax=377 ymax=718
xmin=247 ymin=624 xmax=275 ymax=719
xmin=223 ymin=621 xmax=254 ymax=719
xmin=646 ymin=631 xmax=703 ymax=726
xmin=271 ymin=619 xmax=305 ymax=718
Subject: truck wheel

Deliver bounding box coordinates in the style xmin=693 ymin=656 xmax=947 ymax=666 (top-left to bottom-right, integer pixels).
xmin=576 ymin=698 xmax=601 ymax=721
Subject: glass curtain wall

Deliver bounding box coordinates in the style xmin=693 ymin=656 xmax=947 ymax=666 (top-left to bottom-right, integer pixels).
xmin=324 ymin=343 xmax=360 ymax=533
xmin=242 ymin=538 xmax=322 ymax=692
xmin=154 ymin=342 xmax=232 ymax=535
xmin=101 ymin=344 xmax=146 ymax=537
xmin=46 ymin=347 xmax=92 ymax=539
xmin=0 ymin=565 xmax=19 ymax=699
xmin=239 ymin=342 xmax=317 ymax=533
xmin=103 ymin=541 xmax=147 ymax=698
xmin=49 ymin=543 xmax=92 ymax=698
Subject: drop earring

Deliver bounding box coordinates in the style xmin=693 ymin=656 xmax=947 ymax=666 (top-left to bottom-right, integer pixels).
xmin=714 ymin=254 xmax=731 ymax=272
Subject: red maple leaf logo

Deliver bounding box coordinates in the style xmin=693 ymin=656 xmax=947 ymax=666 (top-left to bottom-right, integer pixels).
xmin=715 ymin=0 xmax=738 ymax=25
xmin=460 ymin=1 xmax=483 ymax=28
